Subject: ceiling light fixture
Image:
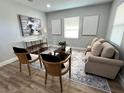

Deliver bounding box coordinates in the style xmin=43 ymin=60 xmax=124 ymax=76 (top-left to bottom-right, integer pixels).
xmin=46 ymin=4 xmax=51 ymax=8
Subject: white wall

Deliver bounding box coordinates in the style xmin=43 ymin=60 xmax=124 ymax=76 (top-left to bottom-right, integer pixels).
xmin=46 ymin=3 xmax=111 ymax=48
xmin=106 ymin=0 xmax=124 ymax=81
xmin=0 ymin=0 xmax=47 ymax=62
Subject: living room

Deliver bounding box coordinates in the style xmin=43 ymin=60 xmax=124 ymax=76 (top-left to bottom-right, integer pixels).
xmin=0 ymin=0 xmax=124 ymax=93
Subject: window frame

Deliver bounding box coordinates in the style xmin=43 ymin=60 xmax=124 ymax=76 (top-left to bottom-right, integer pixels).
xmin=64 ymin=16 xmax=80 ymax=39
xmin=110 ymin=3 xmax=124 ymax=46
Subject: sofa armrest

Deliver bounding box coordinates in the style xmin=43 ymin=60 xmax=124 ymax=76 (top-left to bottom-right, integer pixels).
xmin=87 ymin=55 xmax=124 ymax=67
xmin=87 ymin=45 xmax=91 ymax=51
xmin=85 ymin=46 xmax=91 ymax=55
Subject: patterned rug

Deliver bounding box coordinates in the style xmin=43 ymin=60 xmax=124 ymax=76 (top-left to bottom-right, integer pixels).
xmin=31 ymin=48 xmax=111 ymax=93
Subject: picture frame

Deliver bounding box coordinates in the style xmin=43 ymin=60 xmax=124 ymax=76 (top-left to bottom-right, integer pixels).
xmin=82 ymin=15 xmax=99 ymax=36
xmin=51 ymin=19 xmax=62 ymax=35
xmin=18 ymin=15 xmax=42 ymax=37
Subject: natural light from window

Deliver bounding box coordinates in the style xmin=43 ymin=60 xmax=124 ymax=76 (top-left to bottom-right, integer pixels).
xmin=110 ymin=3 xmax=124 ymax=46
xmin=64 ymin=17 xmax=79 ymax=39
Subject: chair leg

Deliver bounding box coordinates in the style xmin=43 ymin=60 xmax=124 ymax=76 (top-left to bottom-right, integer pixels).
xmin=39 ymin=57 xmax=42 ymax=68
xmin=27 ymin=64 xmax=31 ymax=76
xmin=59 ymin=76 xmax=63 ymax=92
xmin=69 ymin=69 xmax=71 ymax=79
xmin=19 ymin=62 xmax=21 ymax=72
xmin=45 ymin=72 xmax=48 ymax=87
xmin=69 ymin=57 xmax=71 ymax=79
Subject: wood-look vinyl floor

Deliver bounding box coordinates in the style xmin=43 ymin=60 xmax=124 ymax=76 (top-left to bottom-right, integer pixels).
xmin=0 ymin=62 xmax=123 ymax=93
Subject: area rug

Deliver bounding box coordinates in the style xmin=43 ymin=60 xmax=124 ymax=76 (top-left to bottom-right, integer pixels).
xmin=31 ymin=47 xmax=111 ymax=93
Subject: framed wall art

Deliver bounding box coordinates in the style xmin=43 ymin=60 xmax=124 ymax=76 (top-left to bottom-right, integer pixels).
xmin=82 ymin=15 xmax=99 ymax=36
xmin=18 ymin=15 xmax=42 ymax=37
xmin=51 ymin=19 xmax=61 ymax=35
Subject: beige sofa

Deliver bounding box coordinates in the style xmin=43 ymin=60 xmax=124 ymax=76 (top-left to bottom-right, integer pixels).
xmin=85 ymin=37 xmax=124 ymax=79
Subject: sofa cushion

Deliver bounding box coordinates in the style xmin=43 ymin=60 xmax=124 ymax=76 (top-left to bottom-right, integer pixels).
xmin=98 ymin=38 xmax=106 ymax=43
xmin=101 ymin=42 xmax=115 ymax=58
xmin=91 ymin=37 xmax=98 ymax=46
xmin=91 ymin=41 xmax=103 ymax=56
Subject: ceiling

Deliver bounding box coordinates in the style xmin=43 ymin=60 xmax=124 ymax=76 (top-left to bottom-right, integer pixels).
xmin=12 ymin=0 xmax=113 ymax=12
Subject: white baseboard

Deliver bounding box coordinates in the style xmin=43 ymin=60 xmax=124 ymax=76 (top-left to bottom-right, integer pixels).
xmin=0 ymin=57 xmax=18 ymax=67
xmin=118 ymin=74 xmax=124 ymax=88
xmin=49 ymin=44 xmax=86 ymax=51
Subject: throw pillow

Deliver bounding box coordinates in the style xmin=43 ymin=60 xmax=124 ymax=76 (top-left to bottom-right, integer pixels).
xmin=98 ymin=38 xmax=106 ymax=43
xmin=13 ymin=47 xmax=31 ymax=60
xmin=91 ymin=37 xmax=98 ymax=47
xmin=91 ymin=41 xmax=103 ymax=56
xmin=101 ymin=42 xmax=115 ymax=58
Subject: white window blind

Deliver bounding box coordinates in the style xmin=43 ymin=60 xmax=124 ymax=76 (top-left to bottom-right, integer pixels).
xmin=110 ymin=3 xmax=124 ymax=46
xmin=110 ymin=25 xmax=124 ymax=46
xmin=64 ymin=17 xmax=79 ymax=38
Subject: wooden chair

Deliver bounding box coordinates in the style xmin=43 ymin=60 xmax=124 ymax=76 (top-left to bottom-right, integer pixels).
xmin=41 ymin=52 xmax=71 ymax=92
xmin=14 ymin=52 xmax=42 ymax=76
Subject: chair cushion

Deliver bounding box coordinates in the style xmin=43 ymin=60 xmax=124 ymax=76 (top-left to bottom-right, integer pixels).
xmin=56 ymin=53 xmax=69 ymax=69
xmin=56 ymin=53 xmax=69 ymax=61
xmin=91 ymin=41 xmax=103 ymax=56
xmin=41 ymin=54 xmax=65 ymax=68
xmin=91 ymin=37 xmax=98 ymax=46
xmin=13 ymin=47 xmax=31 ymax=60
xmin=101 ymin=42 xmax=115 ymax=58
xmin=41 ymin=54 xmax=61 ymax=62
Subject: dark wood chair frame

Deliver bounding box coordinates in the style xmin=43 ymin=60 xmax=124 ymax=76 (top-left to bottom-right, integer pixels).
xmin=15 ymin=52 xmax=42 ymax=76
xmin=41 ymin=48 xmax=72 ymax=92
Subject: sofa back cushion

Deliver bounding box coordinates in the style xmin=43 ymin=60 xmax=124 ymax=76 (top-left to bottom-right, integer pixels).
xmin=114 ymin=49 xmax=119 ymax=59
xmin=101 ymin=42 xmax=115 ymax=58
xmin=91 ymin=37 xmax=98 ymax=46
xmin=98 ymin=38 xmax=106 ymax=43
xmin=91 ymin=41 xmax=103 ymax=56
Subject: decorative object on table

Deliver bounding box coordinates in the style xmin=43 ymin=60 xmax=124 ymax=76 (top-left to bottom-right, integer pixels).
xmin=18 ymin=15 xmax=41 ymax=36
xmin=58 ymin=41 xmax=67 ymax=51
xmin=54 ymin=47 xmax=71 ymax=61
xmin=48 ymin=52 xmax=52 ymax=55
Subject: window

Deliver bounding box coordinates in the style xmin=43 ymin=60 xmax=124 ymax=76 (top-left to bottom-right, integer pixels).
xmin=64 ymin=17 xmax=79 ymax=38
xmin=110 ymin=3 xmax=124 ymax=46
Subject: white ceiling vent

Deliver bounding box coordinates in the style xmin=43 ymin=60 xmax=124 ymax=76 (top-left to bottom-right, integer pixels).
xmin=28 ymin=0 xmax=33 ymax=2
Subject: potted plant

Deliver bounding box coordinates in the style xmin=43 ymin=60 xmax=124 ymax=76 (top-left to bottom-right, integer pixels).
xmin=58 ymin=41 xmax=67 ymax=51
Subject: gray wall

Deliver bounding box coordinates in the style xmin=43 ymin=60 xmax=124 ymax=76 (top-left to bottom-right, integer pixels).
xmin=46 ymin=3 xmax=111 ymax=48
xmin=106 ymin=0 xmax=124 ymax=79
xmin=0 ymin=0 xmax=47 ymax=62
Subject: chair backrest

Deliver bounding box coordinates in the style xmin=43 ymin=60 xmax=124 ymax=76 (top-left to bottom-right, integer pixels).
xmin=42 ymin=54 xmax=71 ymax=76
xmin=15 ymin=53 xmax=29 ymax=64
xmin=43 ymin=60 xmax=61 ymax=76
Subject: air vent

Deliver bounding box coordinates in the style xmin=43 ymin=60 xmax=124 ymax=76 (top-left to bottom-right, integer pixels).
xmin=28 ymin=0 xmax=33 ymax=2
